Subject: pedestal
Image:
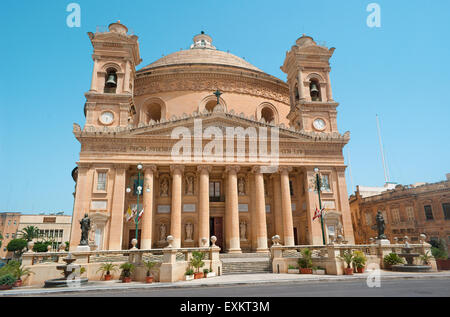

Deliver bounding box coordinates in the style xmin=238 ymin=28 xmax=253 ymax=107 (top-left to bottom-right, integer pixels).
xmin=75 ymin=245 xmax=91 ymax=252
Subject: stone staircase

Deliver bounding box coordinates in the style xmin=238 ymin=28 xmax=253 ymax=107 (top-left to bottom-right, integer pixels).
xmin=220 ymin=253 xmax=272 ymax=275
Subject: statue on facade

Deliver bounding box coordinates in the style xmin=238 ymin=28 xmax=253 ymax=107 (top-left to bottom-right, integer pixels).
xmin=185 ymin=223 xmax=193 ymax=241
xmin=79 ymin=214 xmax=91 ymax=246
xmin=238 ymin=177 xmax=246 ymax=196
xmin=160 ymin=177 xmax=169 ymax=197
xmin=239 ymin=221 xmax=247 ymax=241
xmin=376 ymin=210 xmax=387 ymax=239
xmin=159 ymin=223 xmax=167 ymax=242
xmin=186 ymin=176 xmax=194 ymax=195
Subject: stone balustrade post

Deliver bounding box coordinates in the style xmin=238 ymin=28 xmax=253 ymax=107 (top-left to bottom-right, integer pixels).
xmin=326 ymin=245 xmax=343 ymax=275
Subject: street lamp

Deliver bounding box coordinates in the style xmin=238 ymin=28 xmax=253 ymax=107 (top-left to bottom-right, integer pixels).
xmin=314 ymin=167 xmax=326 ymax=245
xmin=126 ymin=163 xmax=143 ymax=244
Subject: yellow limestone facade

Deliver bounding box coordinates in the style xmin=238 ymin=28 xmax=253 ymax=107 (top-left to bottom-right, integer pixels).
xmin=69 ymin=22 xmax=355 ymax=252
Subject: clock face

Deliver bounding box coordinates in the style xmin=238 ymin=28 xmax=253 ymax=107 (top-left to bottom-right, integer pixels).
xmin=313 ymin=118 xmax=326 ymax=131
xmin=100 ymin=111 xmax=114 ymax=125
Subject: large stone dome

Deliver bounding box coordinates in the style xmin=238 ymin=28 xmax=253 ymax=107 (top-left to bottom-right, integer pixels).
xmin=139 ymin=32 xmax=263 ymax=73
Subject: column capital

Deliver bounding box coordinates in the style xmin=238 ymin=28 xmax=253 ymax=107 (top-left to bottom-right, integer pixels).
xmin=278 ymin=166 xmax=293 ymax=174
xmin=197 ymin=165 xmax=212 ymax=173
xmin=170 ymin=165 xmax=185 ymax=174
xmin=143 ymin=164 xmax=157 ymax=174
xmin=113 ymin=163 xmax=129 ymax=171
xmin=251 ymin=166 xmax=264 ymax=174
xmin=225 ymin=166 xmax=240 ymax=174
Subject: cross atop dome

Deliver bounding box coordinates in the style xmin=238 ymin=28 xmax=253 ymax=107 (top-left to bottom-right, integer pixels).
xmin=190 ymin=32 xmax=216 ymax=50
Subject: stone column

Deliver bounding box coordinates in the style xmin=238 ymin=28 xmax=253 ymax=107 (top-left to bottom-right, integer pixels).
xmin=225 ymin=166 xmax=241 ymax=253
xmin=197 ymin=165 xmax=212 ymax=247
xmin=335 ymin=167 xmax=355 ymax=244
xmin=69 ymin=164 xmax=93 ymax=250
xmin=141 ymin=165 xmax=157 ymax=249
xmin=253 ymin=167 xmax=268 ymax=252
xmin=298 ymin=69 xmax=305 ymax=100
xmin=271 ymin=173 xmax=283 ymax=244
xmin=108 ymin=164 xmax=127 ymax=250
xmin=170 ymin=165 xmax=184 ymax=248
xmin=304 ymin=168 xmax=324 ymax=245
xmin=326 ymin=69 xmax=334 ymax=101
xmin=280 ymin=167 xmax=295 ymax=246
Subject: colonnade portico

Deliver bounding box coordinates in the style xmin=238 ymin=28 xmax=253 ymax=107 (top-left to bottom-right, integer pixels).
xmin=120 ymin=164 xmax=301 ymax=252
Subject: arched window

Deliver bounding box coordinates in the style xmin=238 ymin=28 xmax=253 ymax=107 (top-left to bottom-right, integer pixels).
xmin=309 ymin=79 xmax=321 ymax=101
xmin=104 ymin=68 xmax=118 ymax=93
xmin=146 ymin=103 xmax=162 ymax=122
xmin=261 ymin=107 xmax=275 ymax=123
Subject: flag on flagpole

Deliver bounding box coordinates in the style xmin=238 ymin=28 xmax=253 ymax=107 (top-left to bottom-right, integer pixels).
xmin=313 ymin=206 xmax=325 ymax=221
xmin=125 ymin=206 xmax=133 ymax=222
xmin=137 ymin=209 xmax=144 ymax=223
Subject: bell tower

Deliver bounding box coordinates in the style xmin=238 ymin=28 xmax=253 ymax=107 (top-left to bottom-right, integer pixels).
xmin=84 ymin=21 xmax=142 ymax=128
xmin=281 ymin=35 xmax=338 ymax=133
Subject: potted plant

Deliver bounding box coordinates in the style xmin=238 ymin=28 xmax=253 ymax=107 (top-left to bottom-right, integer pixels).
xmin=339 ymin=250 xmax=354 ymax=275
xmin=97 ymin=262 xmax=118 ymax=281
xmin=0 ymin=274 xmax=16 ymax=291
xmin=185 ymin=268 xmax=194 ymax=281
xmin=383 ymin=253 xmax=404 ymax=269
xmin=352 ymin=250 xmax=367 ymax=273
xmin=287 ymin=265 xmax=299 ymax=274
xmin=312 ymin=266 xmax=326 ymax=275
xmin=298 ymin=248 xmax=313 ymax=274
xmin=119 ymin=262 xmax=135 ymax=283
xmin=420 ymin=251 xmax=433 ymax=266
xmin=190 ymin=251 xmax=205 ymax=279
xmin=13 ymin=265 xmax=34 ymax=287
xmin=143 ymin=260 xmax=156 ymax=283
xmin=206 ymin=269 xmax=216 ymax=278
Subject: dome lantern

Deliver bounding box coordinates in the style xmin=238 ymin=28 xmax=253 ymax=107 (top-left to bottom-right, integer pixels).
xmin=191 ymin=32 xmax=216 ymax=50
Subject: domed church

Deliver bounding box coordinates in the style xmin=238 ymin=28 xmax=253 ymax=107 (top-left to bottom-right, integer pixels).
xmin=69 ymin=21 xmax=355 ymax=252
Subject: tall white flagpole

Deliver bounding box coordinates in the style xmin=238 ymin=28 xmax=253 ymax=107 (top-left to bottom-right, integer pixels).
xmin=376 ymin=114 xmax=389 ymax=183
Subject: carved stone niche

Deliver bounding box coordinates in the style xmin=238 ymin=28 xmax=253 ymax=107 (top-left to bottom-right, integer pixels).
xmin=88 ymin=211 xmax=110 ymax=251
xmin=155 ymin=220 xmax=169 ymax=248
xmin=323 ymin=210 xmax=342 ymax=244
xmin=185 ymin=173 xmax=195 ymax=196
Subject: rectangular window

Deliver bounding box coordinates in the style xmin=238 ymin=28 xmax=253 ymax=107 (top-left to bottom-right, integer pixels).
xmin=406 ymin=206 xmax=415 ymax=221
xmin=424 ymin=205 xmax=434 ymax=221
xmin=97 ymin=172 xmax=107 ymax=191
xmin=289 ymin=180 xmax=294 ymax=196
xmin=321 ymin=175 xmax=331 ymax=192
xmin=442 ymin=203 xmax=450 ymax=220
xmin=392 ymin=209 xmax=401 ymax=224
xmin=209 ymin=182 xmax=221 ymax=202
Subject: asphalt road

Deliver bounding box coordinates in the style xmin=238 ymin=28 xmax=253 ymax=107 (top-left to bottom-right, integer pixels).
xmin=31 ymin=278 xmax=450 ymax=297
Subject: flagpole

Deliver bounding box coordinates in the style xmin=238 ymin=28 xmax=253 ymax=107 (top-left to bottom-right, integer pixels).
xmin=314 ymin=168 xmax=326 ymax=245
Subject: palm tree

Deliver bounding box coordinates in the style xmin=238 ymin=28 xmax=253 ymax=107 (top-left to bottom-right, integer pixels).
xmin=18 ymin=226 xmax=40 ymax=242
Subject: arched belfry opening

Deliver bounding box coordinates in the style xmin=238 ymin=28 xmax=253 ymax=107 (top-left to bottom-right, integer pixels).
xmin=104 ymin=68 xmax=118 ymax=93
xmin=146 ymin=103 xmax=162 ymax=122
xmin=309 ymin=79 xmax=321 ymax=101
xmin=261 ymin=107 xmax=275 ymax=123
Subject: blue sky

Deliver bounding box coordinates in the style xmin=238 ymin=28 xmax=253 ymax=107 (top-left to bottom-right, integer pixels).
xmin=0 ymin=0 xmax=449 ymax=214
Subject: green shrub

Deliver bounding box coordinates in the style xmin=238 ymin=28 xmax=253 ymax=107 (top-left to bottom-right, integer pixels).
xmin=288 ymin=265 xmax=298 ymax=270
xmin=190 ymin=251 xmax=205 ymax=273
xmin=384 ymin=253 xmax=405 ymax=266
xmin=6 ymin=239 xmax=27 ymax=257
xmin=0 ymin=274 xmax=16 ymax=287
xmin=32 ymin=241 xmax=53 ymax=253
xmin=119 ymin=262 xmax=135 ymax=278
xmin=352 ymin=250 xmax=367 ymax=269
xmin=185 ymin=268 xmax=194 ymax=276
xmin=203 ymin=268 xmax=209 ymax=274
xmin=298 ymin=248 xmax=313 ymax=269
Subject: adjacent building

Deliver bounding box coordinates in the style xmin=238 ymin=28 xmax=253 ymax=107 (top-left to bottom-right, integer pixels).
xmin=69 ymin=22 xmax=355 ymax=252
xmin=349 ymin=174 xmax=450 ymax=249
xmin=0 ymin=213 xmax=21 ymax=259
xmin=0 ymin=212 xmax=72 ymax=259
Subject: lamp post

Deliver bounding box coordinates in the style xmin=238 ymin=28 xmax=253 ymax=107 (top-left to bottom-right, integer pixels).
xmin=126 ymin=163 xmax=143 ymax=243
xmin=314 ymin=167 xmax=326 ymax=245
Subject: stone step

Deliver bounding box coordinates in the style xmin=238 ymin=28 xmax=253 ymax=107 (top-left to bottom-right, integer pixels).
xmin=220 ymin=252 xmax=270 ymax=259
xmin=222 ymin=258 xmax=272 ymax=275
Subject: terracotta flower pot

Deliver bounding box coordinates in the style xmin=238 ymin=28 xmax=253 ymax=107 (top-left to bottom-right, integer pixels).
xmin=356 ymin=267 xmax=365 ymax=274
xmin=0 ymin=284 xmax=12 ymax=291
xmin=104 ymin=274 xmax=112 ymax=281
xmin=344 ymin=268 xmax=353 ymax=275
xmin=122 ymin=277 xmax=132 ymax=283
xmin=13 ymin=279 xmax=22 ymax=287
xmin=300 ymin=268 xmax=313 ymax=274
xmin=145 ymin=276 xmax=154 ymax=283
xmin=194 ymin=272 xmax=204 ymax=279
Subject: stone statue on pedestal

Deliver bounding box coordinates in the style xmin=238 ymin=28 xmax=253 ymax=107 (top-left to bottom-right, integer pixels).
xmin=376 ymin=210 xmax=387 ymax=239
xmin=79 ymin=214 xmax=91 ymax=246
